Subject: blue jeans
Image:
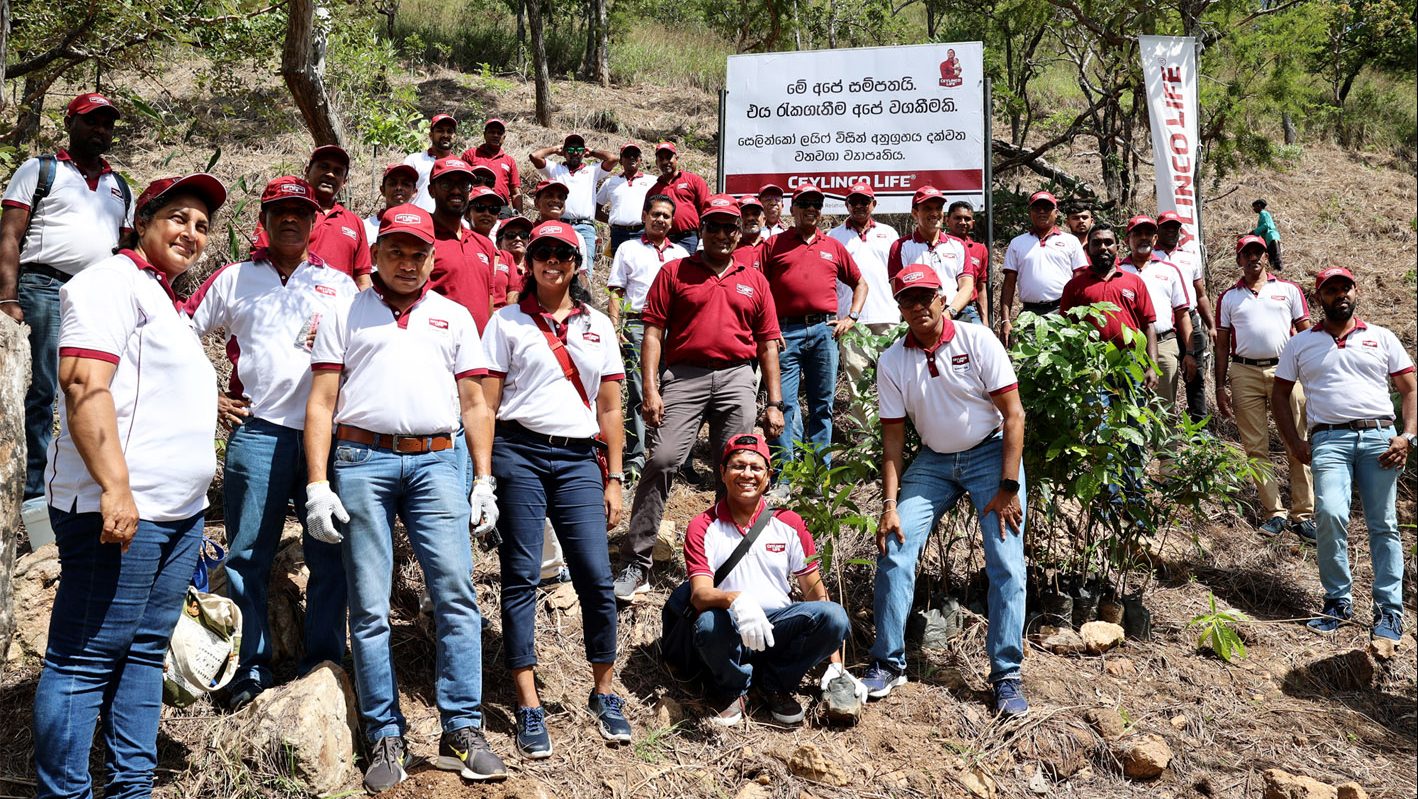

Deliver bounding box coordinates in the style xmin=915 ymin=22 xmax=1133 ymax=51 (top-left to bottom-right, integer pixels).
xmin=870 ymin=435 xmax=1027 ymax=683
xmin=572 ymin=221 xmax=596 ymax=269
xmin=19 ymin=270 xmax=62 ymax=500
xmin=693 ymin=601 xmax=848 ymax=698
xmin=34 ymin=508 xmax=202 ymax=799
xmin=222 ymin=418 xmax=347 ymax=689
xmin=492 ymin=431 xmax=617 ymax=668
xmin=331 ymin=442 xmax=483 ymax=741
xmin=957 ymin=304 xmax=981 ymax=325
xmin=1311 ymin=426 xmax=1405 ymax=617
xmin=620 ymin=318 xmax=647 ymax=470
xmin=772 ymin=319 xmax=839 ymax=471
xmin=670 ymin=231 xmax=698 ymax=254
xmin=609 ymin=226 xmax=643 ymax=254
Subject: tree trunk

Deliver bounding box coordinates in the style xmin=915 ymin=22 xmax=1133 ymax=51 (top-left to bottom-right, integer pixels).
xmin=594 ymin=0 xmax=609 ymax=87
xmin=0 ymin=315 xmax=28 ymax=677
xmin=0 ymin=0 xmax=11 ymax=114
xmin=10 ymin=72 xmax=50 ymax=149
xmin=282 ymin=0 xmax=346 ymax=147
xmin=527 ymin=0 xmax=553 ymax=126
xmin=1282 ymin=111 xmax=1297 ymax=145
xmin=516 ymin=0 xmax=526 ymax=47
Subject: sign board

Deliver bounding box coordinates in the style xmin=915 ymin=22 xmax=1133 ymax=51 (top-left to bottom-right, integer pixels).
xmin=1140 ymin=35 xmax=1204 ymax=279
xmin=722 ymin=42 xmax=987 ymax=215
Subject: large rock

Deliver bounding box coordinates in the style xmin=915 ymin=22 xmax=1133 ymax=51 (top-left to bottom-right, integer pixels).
xmin=652 ymin=520 xmax=678 ymax=562
xmin=1336 ymin=784 xmax=1368 ymax=799
xmin=1080 ymin=621 xmax=1126 ymax=654
xmin=6 ymin=544 xmax=61 ymax=665
xmin=787 ymin=743 xmax=849 ymax=787
xmin=1084 ymin=707 xmax=1127 ymax=741
xmin=220 ymin=662 xmax=359 ymax=795
xmin=1118 ymin=734 xmax=1171 ymax=780
xmin=1262 ymin=768 xmax=1338 ymax=799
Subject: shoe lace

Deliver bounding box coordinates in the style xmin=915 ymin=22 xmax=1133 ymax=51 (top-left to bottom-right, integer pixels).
xmin=454 ymin=726 xmax=491 ymax=753
xmin=619 ymin=564 xmax=643 ymax=584
xmin=1379 ymin=609 xmax=1403 ymax=630
xmin=864 ymin=663 xmax=890 ymax=681
xmin=372 ymin=736 xmax=404 ymax=765
xmin=519 ymin=706 xmax=547 ymax=735
xmin=596 ymin=693 xmax=627 ymax=717
xmin=995 ymin=680 xmax=1022 ymax=700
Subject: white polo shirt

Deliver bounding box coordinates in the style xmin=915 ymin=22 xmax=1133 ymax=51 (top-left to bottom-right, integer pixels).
xmin=47 ymin=251 xmax=216 ymax=521
xmin=1003 ymin=228 xmax=1088 ymax=304
xmin=607 ymin=237 xmax=689 ymax=312
xmin=596 ymin=172 xmax=658 ymax=227
xmin=829 ymin=219 xmax=900 ymax=325
xmin=878 ymin=319 xmax=1019 ymax=454
xmin=540 ymin=161 xmax=611 ymax=222
xmin=764 ymin=222 xmax=787 ymax=237
xmin=1216 ymin=275 xmax=1308 ymax=360
xmin=186 ymin=255 xmax=358 ymax=429
xmin=1155 ymin=244 xmax=1204 ymax=294
xmin=1118 ymin=256 xmax=1191 ymax=334
xmin=311 ymin=283 xmax=487 ymax=435
xmin=1276 ymin=320 xmax=1415 ymax=426
xmin=363 ymin=213 xmax=381 ymax=249
xmin=887 ymin=230 xmax=970 ymax=295
xmin=2 ymin=152 xmax=133 ymax=275
xmin=483 ymin=298 xmax=624 ymax=438
xmin=402 ymin=150 xmax=439 ymax=211
xmin=683 ymin=501 xmax=818 ymax=613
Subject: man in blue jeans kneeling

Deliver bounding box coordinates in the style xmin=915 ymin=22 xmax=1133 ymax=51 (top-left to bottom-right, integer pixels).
xmin=863 ymin=266 xmax=1030 ymax=717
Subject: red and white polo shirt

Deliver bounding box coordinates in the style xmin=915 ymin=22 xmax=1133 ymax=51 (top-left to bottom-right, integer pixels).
xmin=2 ymin=150 xmax=133 ymax=275
xmin=642 ymin=254 xmax=781 ymax=366
xmin=430 ymin=226 xmax=498 ymax=332
xmin=186 ymin=254 xmax=357 ymax=429
xmin=483 ymin=295 xmax=623 ymax=439
xmin=311 ymin=280 xmax=487 ymax=435
xmin=596 ymin=171 xmax=658 ymax=227
xmin=540 ymin=161 xmax=610 ymax=222
xmin=877 ymin=319 xmax=1019 ymax=454
xmin=886 ymin=230 xmax=970 ymax=298
xmin=254 ymin=203 xmax=373 ymax=279
xmin=1216 ymin=274 xmax=1308 ymax=359
xmin=684 ymin=500 xmax=818 ymax=613
xmin=1003 ymin=228 xmax=1088 ymax=304
xmin=829 ymin=219 xmax=900 ymax=325
xmin=762 ymin=227 xmax=862 ymax=318
xmin=1155 ymin=244 xmax=1204 ymax=292
xmin=1059 ymin=267 xmax=1157 ymax=347
xmin=1118 ymin=255 xmax=1191 ymax=334
xmin=607 ymin=236 xmax=689 ymax=312
xmin=462 ymin=145 xmax=521 ymax=202
xmin=47 ymin=250 xmax=216 ymax=521
xmin=1275 ymin=319 xmax=1415 ymax=425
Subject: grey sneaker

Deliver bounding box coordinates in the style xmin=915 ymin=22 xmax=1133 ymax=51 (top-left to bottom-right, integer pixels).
xmin=613 ymin=563 xmax=649 ymax=601
xmin=762 ymin=691 xmax=805 ymax=725
xmin=1257 ymin=516 xmax=1287 ymax=537
xmin=436 ymin=726 xmax=507 ymax=781
xmin=362 ymin=735 xmax=409 ymax=793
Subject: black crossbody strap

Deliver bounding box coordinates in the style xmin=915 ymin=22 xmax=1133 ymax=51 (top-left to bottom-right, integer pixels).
xmin=712 ymin=507 xmax=778 ymax=587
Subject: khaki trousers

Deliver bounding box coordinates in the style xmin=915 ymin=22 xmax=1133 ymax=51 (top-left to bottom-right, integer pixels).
xmin=1155 ymin=334 xmax=1182 ymax=409
xmin=838 ymin=322 xmax=895 ymax=431
xmin=1229 ymin=362 xmax=1314 ymax=520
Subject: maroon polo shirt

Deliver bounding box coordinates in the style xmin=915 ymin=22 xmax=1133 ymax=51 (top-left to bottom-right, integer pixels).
xmin=733 ymin=240 xmax=764 ymax=271
xmin=648 ymin=170 xmax=711 ymax=236
xmin=964 ymin=238 xmax=988 ymax=303
xmin=761 ymin=227 xmax=861 ymax=318
xmin=462 ymin=145 xmax=521 ymax=202
xmin=641 ymin=253 xmax=780 ymax=366
xmin=253 ymin=203 xmax=372 ymax=279
xmin=1059 ymin=267 xmax=1157 ymax=346
xmin=428 ymin=226 xmax=497 ymax=332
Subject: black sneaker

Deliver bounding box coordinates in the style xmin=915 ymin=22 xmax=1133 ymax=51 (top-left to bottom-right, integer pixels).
xmin=222 ymin=680 xmax=263 ymax=713
xmin=588 ymin=691 xmax=633 ymax=743
xmin=515 ymin=705 xmax=553 ymax=759
xmin=436 ymin=726 xmax=507 ymax=781
xmin=1257 ymin=516 xmax=1288 ymax=537
xmin=1290 ymin=519 xmax=1318 ymax=544
xmin=762 ymin=691 xmax=805 ymax=725
xmin=613 ymin=564 xmax=649 ymax=601
xmin=362 ymin=735 xmax=410 ymax=793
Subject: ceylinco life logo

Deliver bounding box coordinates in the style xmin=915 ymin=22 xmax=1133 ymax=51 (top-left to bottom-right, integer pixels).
xmin=939 ymin=48 xmax=962 ymax=88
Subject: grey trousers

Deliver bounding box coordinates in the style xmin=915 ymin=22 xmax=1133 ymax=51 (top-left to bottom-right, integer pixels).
xmin=621 ymin=362 xmax=757 ymax=570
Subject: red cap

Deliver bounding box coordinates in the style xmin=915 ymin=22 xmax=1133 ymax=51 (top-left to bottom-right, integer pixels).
xmin=912 ymin=186 xmax=945 ymax=207
xmin=497 ymin=216 xmax=534 ymax=234
xmin=469 ymin=186 xmax=501 ymax=203
xmin=378 ymin=203 xmax=435 ymax=244
xmin=1028 ymin=190 xmax=1058 ymax=207
xmin=1157 ymin=210 xmax=1184 ymax=226
xmin=135 ymin=173 xmax=227 ymax=215
xmin=533 ymin=180 xmax=569 ymax=197
xmin=655 ymin=141 xmax=677 ymax=155
xmin=564 ymin=133 xmax=586 ymax=148
xmin=66 ymin=92 xmax=120 ymax=118
xmin=794 ymin=184 xmax=824 ymax=201
xmin=701 ymin=194 xmax=743 ymax=219
xmin=430 ymin=113 xmax=457 ymax=128
xmin=1314 ymin=266 xmax=1355 ymax=290
xmin=1234 ymin=234 xmax=1267 ymax=254
xmin=891 ymin=266 xmax=944 ymax=298
xmin=846 ymin=182 xmax=875 ymax=200
xmin=758 ymin=183 xmax=785 ymax=197
xmin=1125 ymin=215 xmax=1157 ymax=234
xmin=260 ymin=176 xmax=320 ymax=211
xmin=528 ymin=221 xmax=582 ymax=252
xmin=484 ymin=118 xmax=506 ymax=130
xmin=308 ymin=144 xmax=350 ymax=167
xmin=430 ymin=157 xmax=474 ymax=181
xmin=620 ymin=142 xmax=642 ymax=155
xmin=381 ymin=163 xmax=418 ymax=183
xmin=721 ymin=432 xmax=771 ymax=467
xmin=470 ymin=163 xmax=497 ymax=179
xmin=738 ymin=195 xmax=763 ymax=211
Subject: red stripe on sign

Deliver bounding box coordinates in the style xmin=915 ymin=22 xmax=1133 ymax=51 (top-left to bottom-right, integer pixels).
xmin=724 ymin=170 xmax=982 ymax=196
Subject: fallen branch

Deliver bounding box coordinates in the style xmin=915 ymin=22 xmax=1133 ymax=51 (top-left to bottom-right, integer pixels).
xmin=992 ymin=139 xmax=1099 ymax=198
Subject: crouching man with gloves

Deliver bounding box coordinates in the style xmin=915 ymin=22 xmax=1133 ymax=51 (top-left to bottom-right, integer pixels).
xmin=302 ymin=204 xmax=507 ymax=793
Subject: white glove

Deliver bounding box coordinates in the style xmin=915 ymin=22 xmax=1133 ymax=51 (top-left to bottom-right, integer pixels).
xmin=305 ymin=481 xmax=348 ymax=544
xmin=729 ymin=595 xmax=775 ymax=652
xmin=470 ymin=478 xmax=499 ymax=536
xmin=819 ymin=662 xmax=868 ymax=703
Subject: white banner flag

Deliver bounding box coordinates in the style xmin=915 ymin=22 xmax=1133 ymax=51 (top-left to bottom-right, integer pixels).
xmin=1140 ymin=35 xmax=1202 ymax=274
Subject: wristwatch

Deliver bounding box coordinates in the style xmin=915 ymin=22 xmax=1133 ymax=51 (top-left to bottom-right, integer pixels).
xmin=473 ymin=475 xmax=498 ymax=489
xmin=949 ymin=307 xmax=961 ymax=320
xmin=1404 ymin=433 xmax=1417 ymax=448
xmin=848 ymin=311 xmax=861 ymax=321
xmin=765 ymin=400 xmax=787 ymax=411
xmin=607 ymin=472 xmax=625 ymax=482
xmin=1000 ymin=478 xmax=1021 ymax=494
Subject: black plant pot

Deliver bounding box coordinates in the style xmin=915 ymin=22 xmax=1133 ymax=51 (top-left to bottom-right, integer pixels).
xmin=1121 ymin=593 xmax=1152 ymax=640
xmin=1071 ymin=585 xmax=1100 ymax=629
xmin=1098 ymin=598 xmax=1125 ymax=625
xmin=1039 ymin=589 xmax=1074 ymax=630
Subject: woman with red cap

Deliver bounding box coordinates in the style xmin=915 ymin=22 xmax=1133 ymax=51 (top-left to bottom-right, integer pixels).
xmin=33 ymin=173 xmax=227 ymax=798
xmin=481 ymin=220 xmax=632 ymax=757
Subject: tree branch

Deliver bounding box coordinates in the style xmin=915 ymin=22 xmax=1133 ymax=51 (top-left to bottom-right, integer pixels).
xmin=1204 ymin=0 xmax=1308 ymax=45
xmin=993 ymin=139 xmax=1099 ymax=198
xmin=1045 ymin=0 xmax=1130 ymax=48
xmin=5 ymin=10 xmax=97 ymax=78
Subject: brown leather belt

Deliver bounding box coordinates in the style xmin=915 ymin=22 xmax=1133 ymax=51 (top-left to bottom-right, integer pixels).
xmin=334 ymin=424 xmax=453 ymax=453
xmin=1310 ymin=418 xmax=1394 ymax=434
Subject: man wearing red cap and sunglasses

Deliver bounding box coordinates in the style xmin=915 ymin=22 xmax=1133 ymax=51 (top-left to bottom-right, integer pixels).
xmin=2 ymin=92 xmax=132 ymax=522
xmin=254 ymin=144 xmax=373 ymax=291
xmin=828 ymin=182 xmax=899 ymax=430
xmin=531 ymin=133 xmax=614 ymax=268
xmin=1273 ymin=267 xmax=1415 ymax=643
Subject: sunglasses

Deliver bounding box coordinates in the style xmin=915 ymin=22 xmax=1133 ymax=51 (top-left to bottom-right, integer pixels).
xmin=499 ymin=230 xmax=531 ymax=241
xmin=895 ymin=290 xmax=938 ymax=309
xmin=565 ymin=146 xmax=586 ymax=154
xmin=730 ymin=434 xmax=761 ymax=446
xmin=846 ymin=197 xmax=872 ymax=207
xmin=469 ymin=202 xmax=501 ymax=214
xmin=702 ymin=220 xmax=741 ymax=235
xmin=794 ymin=200 xmax=823 ymax=210
xmin=530 ymin=244 xmax=580 ymax=263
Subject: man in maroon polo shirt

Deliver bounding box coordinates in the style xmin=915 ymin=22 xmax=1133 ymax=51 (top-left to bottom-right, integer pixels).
xmin=427 ymin=157 xmax=497 ymax=333
xmin=463 ymin=118 xmax=522 ymax=211
xmin=253 ymin=145 xmax=373 ymax=291
xmin=1059 ymin=225 xmax=1159 ymax=388
xmin=947 ymin=200 xmax=990 ymax=327
xmin=648 ymin=142 xmax=710 ymax=254
xmin=612 ymin=194 xmax=787 ymax=601
xmin=760 ymin=184 xmax=865 ymax=492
